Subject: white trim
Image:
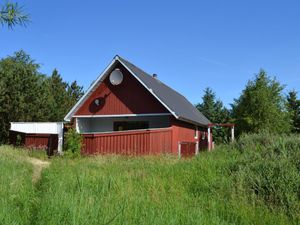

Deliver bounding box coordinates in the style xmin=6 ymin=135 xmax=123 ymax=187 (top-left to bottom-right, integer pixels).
xmin=116 ymin=56 xmax=179 ymax=119
xmin=231 ymin=126 xmax=235 ymax=142
xmin=207 ymin=127 xmax=211 ymax=151
xmin=57 ymin=123 xmax=64 ymax=154
xmin=194 ymin=126 xmax=198 ymax=139
xmin=74 ymin=113 xmax=172 ymax=118
xmin=178 ymin=142 xmax=181 ymax=159
xmin=10 ymin=122 xmax=64 ymax=134
xmin=195 ymin=141 xmax=199 ymax=155
xmin=64 ymin=58 xmax=118 ymax=121
xmin=75 ymin=118 xmax=79 ymax=133
xmin=64 ymin=55 xmax=180 ymax=122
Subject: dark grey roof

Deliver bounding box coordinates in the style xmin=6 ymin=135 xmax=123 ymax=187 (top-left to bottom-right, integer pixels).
xmin=118 ymin=56 xmax=210 ymax=126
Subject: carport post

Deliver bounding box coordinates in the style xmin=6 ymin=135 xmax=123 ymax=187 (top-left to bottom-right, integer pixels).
xmin=231 ymin=126 xmax=235 ymax=142
xmin=57 ymin=123 xmax=64 ymax=154
xmin=178 ymin=142 xmax=181 ymax=159
xmin=207 ymin=127 xmax=211 ymax=151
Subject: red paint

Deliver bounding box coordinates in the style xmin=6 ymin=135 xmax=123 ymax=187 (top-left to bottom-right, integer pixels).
xmin=171 ymin=119 xmax=198 ymax=154
xmin=75 ymin=63 xmax=168 ymax=116
xmin=180 ymin=142 xmax=196 ymax=157
xmin=82 ymin=128 xmax=172 ymax=155
xmin=9 ymin=131 xmax=57 ymax=155
xmin=80 ymin=119 xmax=212 ymax=156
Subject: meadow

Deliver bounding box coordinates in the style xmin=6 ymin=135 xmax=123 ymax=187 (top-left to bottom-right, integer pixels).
xmin=0 ymin=133 xmax=299 ymax=225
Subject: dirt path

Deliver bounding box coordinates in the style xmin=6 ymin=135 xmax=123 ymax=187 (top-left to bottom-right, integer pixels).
xmin=27 ymin=158 xmax=50 ymax=183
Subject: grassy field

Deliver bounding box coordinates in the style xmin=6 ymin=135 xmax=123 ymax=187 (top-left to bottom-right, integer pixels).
xmin=0 ymin=133 xmax=299 ymax=225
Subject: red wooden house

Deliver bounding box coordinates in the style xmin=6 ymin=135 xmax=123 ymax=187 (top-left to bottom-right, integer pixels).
xmin=64 ymin=55 xmax=212 ymax=157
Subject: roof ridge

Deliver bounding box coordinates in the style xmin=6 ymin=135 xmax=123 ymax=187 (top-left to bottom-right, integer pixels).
xmin=117 ymin=56 xmax=189 ymax=99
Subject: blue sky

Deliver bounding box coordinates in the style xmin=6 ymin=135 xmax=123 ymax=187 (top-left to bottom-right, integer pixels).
xmin=1 ymin=0 xmax=300 ymax=107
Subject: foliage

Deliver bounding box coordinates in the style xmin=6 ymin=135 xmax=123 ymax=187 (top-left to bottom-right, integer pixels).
xmin=1 ymin=138 xmax=299 ymax=224
xmin=45 ymin=70 xmax=83 ymax=121
xmin=0 ymin=51 xmax=84 ymax=144
xmin=196 ymin=87 xmax=231 ymax=143
xmin=286 ymin=90 xmax=300 ymax=133
xmin=0 ymin=50 xmax=48 ymax=142
xmin=0 ymin=2 xmax=29 ymax=28
xmin=232 ymin=69 xmax=290 ymax=135
xmin=63 ymin=128 xmax=83 ymax=157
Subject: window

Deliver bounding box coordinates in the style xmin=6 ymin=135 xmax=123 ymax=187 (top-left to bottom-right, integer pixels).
xmin=113 ymin=121 xmax=149 ymax=131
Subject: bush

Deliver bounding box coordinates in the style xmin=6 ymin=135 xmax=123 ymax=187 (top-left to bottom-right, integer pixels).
xmin=230 ymin=132 xmax=300 ymax=220
xmin=64 ymin=128 xmax=83 ymax=157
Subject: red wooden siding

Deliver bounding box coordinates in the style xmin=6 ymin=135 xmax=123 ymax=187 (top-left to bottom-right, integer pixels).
xmin=75 ymin=63 xmax=168 ymax=116
xmin=82 ymin=128 xmax=172 ymax=155
xmin=9 ymin=131 xmax=58 ymax=155
xmin=180 ymin=142 xmax=197 ymax=157
xmin=171 ymin=119 xmax=198 ymax=154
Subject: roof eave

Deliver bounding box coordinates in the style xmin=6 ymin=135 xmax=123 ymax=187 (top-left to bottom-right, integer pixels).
xmin=64 ymin=56 xmax=119 ymax=121
xmin=177 ymin=116 xmax=209 ymax=127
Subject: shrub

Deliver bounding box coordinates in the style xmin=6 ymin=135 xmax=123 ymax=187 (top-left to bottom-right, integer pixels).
xmin=64 ymin=128 xmax=83 ymax=157
xmin=16 ymin=134 xmax=23 ymax=146
xmin=230 ymin=132 xmax=300 ymax=220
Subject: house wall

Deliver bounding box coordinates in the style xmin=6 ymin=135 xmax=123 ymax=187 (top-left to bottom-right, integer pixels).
xmin=82 ymin=128 xmax=172 ymax=155
xmin=171 ymin=119 xmax=198 ymax=154
xmin=75 ymin=63 xmax=168 ymax=116
xmin=77 ymin=115 xmax=170 ymax=133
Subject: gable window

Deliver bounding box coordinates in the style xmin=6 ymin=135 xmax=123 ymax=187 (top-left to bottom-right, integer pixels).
xmin=113 ymin=121 xmax=149 ymax=131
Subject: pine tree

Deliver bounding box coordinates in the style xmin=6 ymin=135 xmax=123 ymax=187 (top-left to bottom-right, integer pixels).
xmin=0 ymin=51 xmax=84 ymax=143
xmin=0 ymin=50 xmax=43 ymax=142
xmin=67 ymin=81 xmax=84 ymax=109
xmin=0 ymin=2 xmax=29 ymax=28
xmin=286 ymin=90 xmax=300 ymax=133
xmin=46 ymin=69 xmax=70 ymax=121
xmin=196 ymin=88 xmax=231 ymax=143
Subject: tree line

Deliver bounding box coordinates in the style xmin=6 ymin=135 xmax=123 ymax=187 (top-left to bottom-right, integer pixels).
xmin=0 ymin=51 xmax=84 ymax=143
xmin=1 ymin=50 xmax=299 ymax=144
xmin=196 ymin=70 xmax=300 ymax=143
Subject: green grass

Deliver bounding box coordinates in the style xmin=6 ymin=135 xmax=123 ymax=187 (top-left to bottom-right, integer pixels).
xmin=0 ymin=133 xmax=299 ymax=225
xmin=0 ymin=146 xmax=35 ymax=225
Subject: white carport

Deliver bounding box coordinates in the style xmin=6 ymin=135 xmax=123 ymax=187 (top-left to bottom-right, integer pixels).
xmin=10 ymin=122 xmax=64 ymax=154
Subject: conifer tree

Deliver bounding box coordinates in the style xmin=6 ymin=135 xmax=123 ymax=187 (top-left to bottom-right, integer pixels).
xmin=196 ymin=88 xmax=230 ymax=143
xmin=286 ymin=90 xmax=300 ymax=133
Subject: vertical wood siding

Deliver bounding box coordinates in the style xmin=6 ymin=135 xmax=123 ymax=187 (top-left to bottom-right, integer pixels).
xmin=75 ymin=62 xmax=168 ymax=116
xmin=171 ymin=119 xmax=198 ymax=154
xmin=180 ymin=142 xmax=197 ymax=157
xmin=82 ymin=128 xmax=172 ymax=155
xmin=9 ymin=131 xmax=58 ymax=155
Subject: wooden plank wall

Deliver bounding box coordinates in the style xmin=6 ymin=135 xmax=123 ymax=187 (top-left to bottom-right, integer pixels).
xmin=82 ymin=128 xmax=172 ymax=155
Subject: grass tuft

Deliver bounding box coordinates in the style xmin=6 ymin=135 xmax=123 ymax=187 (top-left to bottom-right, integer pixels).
xmin=0 ymin=133 xmax=299 ymax=224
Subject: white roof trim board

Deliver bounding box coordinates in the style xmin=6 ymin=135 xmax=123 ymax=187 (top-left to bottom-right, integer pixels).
xmin=64 ymin=58 xmax=117 ymax=121
xmin=10 ymin=122 xmax=64 ymax=134
xmin=64 ymin=55 xmax=210 ymax=126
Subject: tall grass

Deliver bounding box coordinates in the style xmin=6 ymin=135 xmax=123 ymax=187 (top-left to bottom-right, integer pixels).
xmin=34 ymin=150 xmax=295 ymax=224
xmin=0 ymin=133 xmax=299 ymax=225
xmin=0 ymin=146 xmax=35 ymax=225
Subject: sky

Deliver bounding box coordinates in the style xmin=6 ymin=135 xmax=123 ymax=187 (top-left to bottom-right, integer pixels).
xmin=1 ymin=0 xmax=300 ymax=107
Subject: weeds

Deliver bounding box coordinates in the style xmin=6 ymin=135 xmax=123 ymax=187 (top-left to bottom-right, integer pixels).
xmin=0 ymin=133 xmax=299 ymax=224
